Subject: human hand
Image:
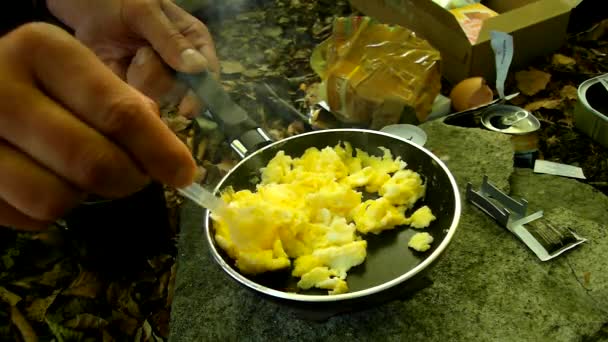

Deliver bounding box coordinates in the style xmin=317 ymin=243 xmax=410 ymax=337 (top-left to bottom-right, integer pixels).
xmin=0 ymin=23 xmax=197 ymax=230
xmin=46 ymin=0 xmax=220 ymax=116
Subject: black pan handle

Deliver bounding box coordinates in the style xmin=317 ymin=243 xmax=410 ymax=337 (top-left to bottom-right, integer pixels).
xmin=176 ymin=71 xmax=274 ymax=158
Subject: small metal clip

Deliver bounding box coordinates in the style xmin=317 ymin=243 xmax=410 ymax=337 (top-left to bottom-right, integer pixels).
xmin=466 ymin=175 xmax=530 ymax=228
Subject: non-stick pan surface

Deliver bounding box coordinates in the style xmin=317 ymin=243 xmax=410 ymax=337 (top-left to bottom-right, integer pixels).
xmin=203 ymin=128 xmax=461 ymax=303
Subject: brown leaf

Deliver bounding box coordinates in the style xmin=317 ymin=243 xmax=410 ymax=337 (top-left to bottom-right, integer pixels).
xmin=63 ymin=313 xmax=109 ymax=330
xmin=195 ymin=139 xmax=208 ymax=162
xmin=134 ymin=319 xmax=159 ymax=342
xmin=62 ymin=270 xmax=103 ymax=299
xmin=546 ymin=135 xmax=560 ymax=146
xmin=243 ymin=68 xmax=264 ymax=78
xmin=551 ymin=53 xmax=576 ymax=66
xmin=107 ymin=283 xmax=141 ymax=318
xmin=515 ymin=69 xmax=552 ymax=96
xmin=162 ymin=116 xmax=191 ymax=133
xmin=560 ymin=85 xmax=578 ymax=101
xmin=102 ymin=329 xmax=113 ymax=342
xmin=30 ymin=227 xmax=66 ymax=248
xmin=14 ymin=260 xmax=72 ymax=288
xmin=583 ymin=18 xmax=608 ymax=41
xmin=155 ymin=269 xmax=171 ymax=301
xmin=558 ymin=117 xmax=575 ymax=129
xmin=110 ymin=310 xmax=140 ymax=336
xmin=220 ymin=60 xmax=246 ymax=74
xmin=25 ymin=290 xmax=60 ymax=323
xmin=0 ymin=286 xmax=22 ymax=306
xmin=150 ymin=309 xmax=171 ymax=338
xmin=166 ymin=264 xmax=176 ymax=308
xmin=147 ymin=254 xmax=173 ymax=271
xmin=193 ymin=166 xmax=208 ymax=184
xmin=11 ymin=306 xmax=38 ymax=342
xmin=524 ymin=99 xmax=562 ymax=112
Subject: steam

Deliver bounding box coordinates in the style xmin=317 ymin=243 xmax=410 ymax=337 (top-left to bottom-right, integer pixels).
xmin=174 ymin=0 xmax=254 ymax=21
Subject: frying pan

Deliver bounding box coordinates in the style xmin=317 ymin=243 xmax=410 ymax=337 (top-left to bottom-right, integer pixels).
xmin=178 ymin=71 xmax=462 ymax=314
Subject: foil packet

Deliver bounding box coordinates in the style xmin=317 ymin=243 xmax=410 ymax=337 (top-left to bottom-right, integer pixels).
xmin=466 ymin=176 xmax=587 ymax=261
xmin=309 ymin=16 xmax=441 ymax=129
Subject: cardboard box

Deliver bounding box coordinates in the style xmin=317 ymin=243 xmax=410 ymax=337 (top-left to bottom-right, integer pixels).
xmin=449 ymin=3 xmax=499 ymax=44
xmin=349 ymin=0 xmax=580 ymax=85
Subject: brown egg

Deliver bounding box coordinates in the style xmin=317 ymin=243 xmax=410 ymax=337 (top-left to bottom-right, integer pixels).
xmin=449 ymin=77 xmax=494 ymax=112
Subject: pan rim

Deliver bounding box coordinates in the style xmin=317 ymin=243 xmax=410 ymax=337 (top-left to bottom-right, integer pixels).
xmin=203 ymin=128 xmax=462 ymax=302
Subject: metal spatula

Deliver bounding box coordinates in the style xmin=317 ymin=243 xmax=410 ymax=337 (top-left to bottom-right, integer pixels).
xmin=178 ymin=182 xmax=224 ymax=212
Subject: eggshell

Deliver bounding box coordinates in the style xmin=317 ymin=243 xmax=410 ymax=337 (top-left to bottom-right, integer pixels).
xmin=449 ymin=77 xmax=494 ymax=112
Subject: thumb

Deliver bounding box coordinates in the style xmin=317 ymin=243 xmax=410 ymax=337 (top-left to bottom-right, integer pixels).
xmin=129 ymin=3 xmax=208 ymax=73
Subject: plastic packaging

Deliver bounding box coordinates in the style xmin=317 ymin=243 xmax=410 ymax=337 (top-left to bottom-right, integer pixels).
xmin=310 ymin=16 xmax=441 ymax=129
xmin=432 ymin=0 xmax=481 ymax=9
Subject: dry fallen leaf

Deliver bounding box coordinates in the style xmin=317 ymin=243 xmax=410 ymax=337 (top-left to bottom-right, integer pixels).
xmin=193 ymin=166 xmax=208 ymax=184
xmin=166 ymin=263 xmax=177 ymax=308
xmin=63 ymin=313 xmax=109 ymax=330
xmin=11 ymin=306 xmax=38 ymax=342
xmin=560 ymin=85 xmax=579 ymax=101
xmin=134 ymin=319 xmax=163 ymax=342
xmin=62 ymin=270 xmax=103 ymax=299
xmin=583 ymin=18 xmax=608 ymax=41
xmin=107 ymin=283 xmax=141 ymax=319
xmin=0 ymin=286 xmax=22 ymax=306
xmin=558 ymin=117 xmax=575 ymax=128
xmin=552 ymin=53 xmax=576 ymax=66
xmin=162 ymin=116 xmax=191 ymax=133
xmin=150 ymin=309 xmax=171 ymax=338
xmin=243 ymin=68 xmax=264 ymax=78
xmin=524 ymin=99 xmax=562 ymax=112
xmin=221 ymin=60 xmax=246 ymax=74
xmin=25 ymin=290 xmax=60 ymax=323
xmin=546 ymin=135 xmax=561 ymax=146
xmin=111 ymin=310 xmax=140 ymax=336
xmin=515 ymin=69 xmax=552 ymax=96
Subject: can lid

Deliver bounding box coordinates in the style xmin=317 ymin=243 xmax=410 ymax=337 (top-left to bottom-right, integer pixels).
xmin=481 ymin=105 xmax=540 ymax=135
xmin=380 ymin=124 xmax=427 ymax=146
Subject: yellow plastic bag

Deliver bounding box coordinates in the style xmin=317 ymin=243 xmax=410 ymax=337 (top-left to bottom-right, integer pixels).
xmin=310 ymin=17 xmax=441 ymax=129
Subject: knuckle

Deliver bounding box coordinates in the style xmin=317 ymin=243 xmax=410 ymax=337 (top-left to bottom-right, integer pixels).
xmin=183 ymin=21 xmax=204 ymax=36
xmin=76 ymin=148 xmax=121 ymax=191
xmin=102 ymin=96 xmax=145 ymax=134
xmin=10 ymin=22 xmax=58 ymax=51
xmin=126 ymin=0 xmax=159 ymax=19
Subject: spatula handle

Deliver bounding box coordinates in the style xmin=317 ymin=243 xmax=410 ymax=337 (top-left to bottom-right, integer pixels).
xmin=177 ymin=71 xmax=273 ymax=157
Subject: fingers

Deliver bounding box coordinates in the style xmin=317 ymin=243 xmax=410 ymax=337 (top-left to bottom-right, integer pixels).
xmin=127 ymin=46 xmax=204 ymax=117
xmin=178 ymin=90 xmax=204 ymax=118
xmin=9 ymin=23 xmax=196 ymax=189
xmin=161 ymin=0 xmax=220 ymax=77
xmin=0 ymin=78 xmax=151 ymax=198
xmin=0 ymin=140 xmax=80 ymax=229
xmin=126 ymin=0 xmax=209 ymax=73
xmin=127 ymin=46 xmax=189 ymax=110
xmin=0 ymin=199 xmax=49 ymax=231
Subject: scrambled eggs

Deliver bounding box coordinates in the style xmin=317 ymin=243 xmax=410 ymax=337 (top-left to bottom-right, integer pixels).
xmin=211 ymin=142 xmax=437 ymax=295
xmin=408 ymin=232 xmax=434 ymax=252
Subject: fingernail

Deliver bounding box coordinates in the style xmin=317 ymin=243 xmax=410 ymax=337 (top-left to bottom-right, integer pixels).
xmin=133 ymin=48 xmax=152 ymax=66
xmin=180 ymin=48 xmax=207 ymax=72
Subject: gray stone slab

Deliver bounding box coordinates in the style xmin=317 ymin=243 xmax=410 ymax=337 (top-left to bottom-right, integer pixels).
xmin=169 ymin=122 xmax=608 ymax=341
xmin=421 ymin=119 xmax=514 ymax=193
